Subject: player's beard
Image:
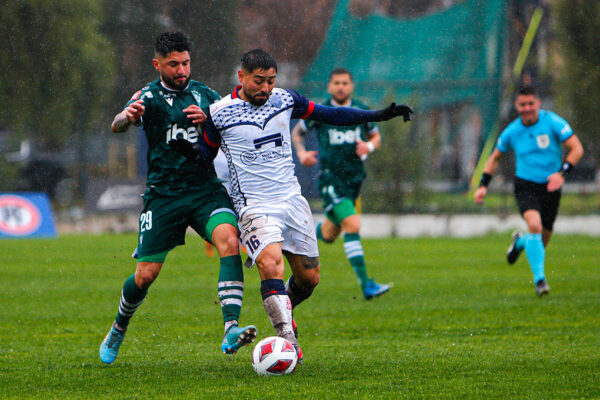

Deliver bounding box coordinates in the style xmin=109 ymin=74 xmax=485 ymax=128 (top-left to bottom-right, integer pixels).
xmin=162 ymin=73 xmax=190 ymax=91
xmin=332 ymin=93 xmax=350 ymax=105
xmin=247 ymin=90 xmax=271 ymax=106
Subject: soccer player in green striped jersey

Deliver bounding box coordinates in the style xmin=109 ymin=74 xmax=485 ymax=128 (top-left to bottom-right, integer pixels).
xmin=99 ymin=32 xmax=255 ymax=365
xmin=292 ymin=68 xmax=391 ymax=300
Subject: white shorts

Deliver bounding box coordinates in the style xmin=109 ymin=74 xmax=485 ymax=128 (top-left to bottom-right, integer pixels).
xmin=239 ymin=194 xmax=319 ymax=266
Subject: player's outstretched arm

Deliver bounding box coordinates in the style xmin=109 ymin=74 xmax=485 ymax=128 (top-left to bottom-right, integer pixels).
xmin=373 ymin=103 xmax=414 ymax=122
xmin=308 ymin=102 xmax=413 ymax=126
xmin=111 ymin=99 xmax=145 ymax=133
xmin=288 ymin=89 xmax=412 ymax=126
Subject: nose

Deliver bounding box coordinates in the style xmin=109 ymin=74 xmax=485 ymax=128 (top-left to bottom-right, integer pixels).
xmin=259 ymin=81 xmax=270 ymax=92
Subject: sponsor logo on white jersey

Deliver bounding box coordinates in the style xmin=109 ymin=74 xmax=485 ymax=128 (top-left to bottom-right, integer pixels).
xmin=210 ymin=97 xmax=238 ymax=114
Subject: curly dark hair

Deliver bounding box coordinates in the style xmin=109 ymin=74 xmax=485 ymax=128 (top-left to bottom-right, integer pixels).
xmin=154 ymin=31 xmax=192 ymax=57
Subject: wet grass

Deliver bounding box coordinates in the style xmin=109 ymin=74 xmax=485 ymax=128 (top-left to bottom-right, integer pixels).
xmin=1 ymin=233 xmax=598 ymax=399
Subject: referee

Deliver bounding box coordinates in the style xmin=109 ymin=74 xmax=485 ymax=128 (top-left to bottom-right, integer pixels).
xmin=474 ymin=85 xmax=584 ymax=296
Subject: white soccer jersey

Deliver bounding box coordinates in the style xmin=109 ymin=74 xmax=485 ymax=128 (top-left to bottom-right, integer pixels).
xmin=207 ymin=87 xmax=313 ymax=215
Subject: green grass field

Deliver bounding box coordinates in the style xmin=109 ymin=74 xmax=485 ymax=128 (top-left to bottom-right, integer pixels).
xmin=1 ymin=233 xmax=598 ymax=399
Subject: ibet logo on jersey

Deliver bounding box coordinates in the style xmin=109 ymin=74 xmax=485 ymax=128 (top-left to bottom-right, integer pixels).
xmin=165 ymin=123 xmax=199 ymax=143
xmin=0 ymin=193 xmax=56 ymax=238
xmin=328 ymin=127 xmax=361 ymax=145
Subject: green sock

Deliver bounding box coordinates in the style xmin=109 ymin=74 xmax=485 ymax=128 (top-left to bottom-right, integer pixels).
xmin=343 ymin=233 xmax=370 ymax=290
xmin=115 ymin=273 xmax=147 ymax=330
xmin=218 ymin=255 xmax=244 ymax=329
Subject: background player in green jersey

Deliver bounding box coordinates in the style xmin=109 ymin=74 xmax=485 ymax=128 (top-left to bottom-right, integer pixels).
xmin=292 ymin=68 xmax=391 ymax=300
xmin=99 ymin=32 xmax=256 ymax=364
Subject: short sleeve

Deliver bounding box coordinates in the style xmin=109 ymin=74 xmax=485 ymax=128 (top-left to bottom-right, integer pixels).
xmin=124 ymin=87 xmax=153 ymax=126
xmin=549 ymin=112 xmax=573 ymax=142
xmin=496 ymin=127 xmax=512 ymax=153
xmin=125 ymin=87 xmax=152 ymax=109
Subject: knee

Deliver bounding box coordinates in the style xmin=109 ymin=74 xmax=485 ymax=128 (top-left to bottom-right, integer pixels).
xmin=523 ymin=211 xmax=543 ymax=234
xmin=257 ymin=253 xmax=285 ymax=280
xmin=212 ymin=225 xmax=240 ymax=256
xmin=135 ymin=263 xmax=160 ymax=289
xmin=528 ymin=222 xmax=543 ymax=234
xmin=217 ymin=234 xmax=240 ymax=256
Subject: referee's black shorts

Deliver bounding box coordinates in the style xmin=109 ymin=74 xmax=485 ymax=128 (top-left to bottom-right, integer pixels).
xmin=514 ymin=177 xmax=561 ymax=231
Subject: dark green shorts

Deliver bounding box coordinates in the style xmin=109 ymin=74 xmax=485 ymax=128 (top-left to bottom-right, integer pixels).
xmin=135 ymin=184 xmax=237 ymax=258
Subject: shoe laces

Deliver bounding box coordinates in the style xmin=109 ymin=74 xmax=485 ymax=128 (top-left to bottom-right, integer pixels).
xmin=107 ymin=330 xmax=123 ymax=349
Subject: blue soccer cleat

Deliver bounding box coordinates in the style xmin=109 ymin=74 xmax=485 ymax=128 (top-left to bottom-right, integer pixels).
xmin=99 ymin=326 xmax=126 ymax=364
xmin=363 ymin=280 xmax=391 ymax=300
xmin=221 ymin=324 xmax=257 ymax=355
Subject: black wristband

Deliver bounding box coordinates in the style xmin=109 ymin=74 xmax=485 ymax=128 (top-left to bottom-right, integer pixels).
xmin=479 ymin=173 xmax=492 ymax=188
xmin=559 ymin=162 xmax=573 ymax=177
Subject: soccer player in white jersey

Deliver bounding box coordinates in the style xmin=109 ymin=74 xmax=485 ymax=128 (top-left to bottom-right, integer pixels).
xmin=169 ymin=49 xmax=412 ymax=363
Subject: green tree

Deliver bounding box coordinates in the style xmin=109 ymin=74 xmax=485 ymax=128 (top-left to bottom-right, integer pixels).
xmin=553 ymin=0 xmax=600 ymax=165
xmin=0 ymin=1 xmax=115 ymax=149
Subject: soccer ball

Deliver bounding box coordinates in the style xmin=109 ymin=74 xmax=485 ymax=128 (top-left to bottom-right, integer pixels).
xmin=251 ymin=336 xmax=298 ymax=376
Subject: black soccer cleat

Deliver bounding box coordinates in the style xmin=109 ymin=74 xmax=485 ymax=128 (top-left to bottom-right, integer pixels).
xmin=506 ymin=231 xmax=524 ymax=265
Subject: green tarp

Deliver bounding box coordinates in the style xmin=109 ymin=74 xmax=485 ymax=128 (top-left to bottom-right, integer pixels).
xmin=299 ymin=0 xmax=507 ymax=139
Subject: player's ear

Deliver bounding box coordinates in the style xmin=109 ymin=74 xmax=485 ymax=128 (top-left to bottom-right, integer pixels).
xmin=237 ymin=69 xmax=244 ymax=84
xmin=152 ymin=58 xmax=160 ymax=72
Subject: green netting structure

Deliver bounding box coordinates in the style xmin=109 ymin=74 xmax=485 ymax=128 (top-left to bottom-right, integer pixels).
xmin=298 ymin=0 xmax=508 ymax=140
